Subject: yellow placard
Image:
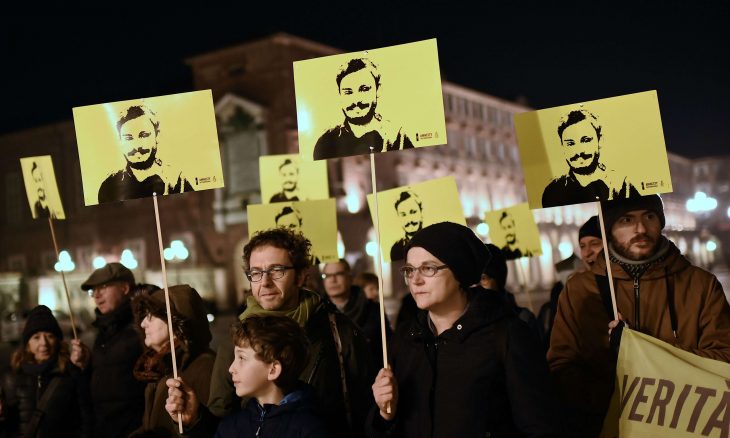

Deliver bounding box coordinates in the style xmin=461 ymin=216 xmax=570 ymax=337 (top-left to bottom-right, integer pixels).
xmin=366 ymin=176 xmax=466 ymax=263
xmin=514 ymin=91 xmax=672 ymax=209
xmin=294 ymin=39 xmax=447 ymax=161
xmin=259 ymin=154 xmax=329 ymax=203
xmin=484 ymin=203 xmax=542 ymax=260
xmin=72 ymin=90 xmax=224 ymax=206
xmin=601 ymin=329 xmax=730 ymax=438
xmin=19 ymin=155 xmax=65 ymax=220
xmin=247 ymin=199 xmax=338 ymax=263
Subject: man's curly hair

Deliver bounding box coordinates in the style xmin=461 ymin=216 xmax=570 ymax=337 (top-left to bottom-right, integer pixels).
xmin=243 ymin=228 xmax=313 ymax=273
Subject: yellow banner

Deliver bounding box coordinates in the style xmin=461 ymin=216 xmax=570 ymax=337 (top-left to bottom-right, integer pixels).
xmin=259 ymin=154 xmax=328 ymax=203
xmin=294 ymin=39 xmax=446 ymax=161
xmin=247 ymin=199 xmax=338 ymax=264
xmin=366 ymin=176 xmax=466 ymax=263
xmin=484 ymin=203 xmax=542 ymax=260
xmin=514 ymin=91 xmax=672 ymax=209
xmin=73 ymin=90 xmax=224 ymax=205
xmin=602 ymin=328 xmax=730 ymax=438
xmin=20 ymin=155 xmax=65 ymax=220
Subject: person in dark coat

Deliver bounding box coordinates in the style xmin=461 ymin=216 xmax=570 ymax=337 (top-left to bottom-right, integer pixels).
xmin=321 ymin=259 xmax=391 ymax=367
xmin=205 ymin=229 xmax=375 ymax=437
xmin=130 ymin=285 xmax=215 ymax=437
xmin=370 ymin=222 xmax=559 ymax=437
xmin=0 ymin=305 xmax=92 ymax=438
xmin=166 ymin=315 xmax=328 ymax=437
xmin=70 ymin=263 xmax=147 ymax=438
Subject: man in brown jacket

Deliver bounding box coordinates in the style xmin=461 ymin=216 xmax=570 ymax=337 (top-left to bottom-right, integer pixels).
xmin=547 ymin=194 xmax=730 ymax=437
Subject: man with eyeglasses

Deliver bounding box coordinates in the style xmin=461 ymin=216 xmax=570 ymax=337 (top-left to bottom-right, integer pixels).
xmin=321 ymin=259 xmax=391 ymax=367
xmin=203 ymin=228 xmax=375 ymax=437
xmin=69 ymin=262 xmax=146 ymax=438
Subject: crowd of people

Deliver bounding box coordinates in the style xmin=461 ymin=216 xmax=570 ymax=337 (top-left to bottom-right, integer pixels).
xmin=1 ymin=194 xmax=729 ymax=437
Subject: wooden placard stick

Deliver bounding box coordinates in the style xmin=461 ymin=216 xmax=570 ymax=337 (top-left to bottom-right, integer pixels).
xmin=48 ymin=217 xmax=78 ymax=339
xmin=369 ymin=148 xmax=391 ymax=414
xmin=152 ymin=193 xmax=183 ymax=434
xmin=596 ymin=200 xmax=619 ymax=319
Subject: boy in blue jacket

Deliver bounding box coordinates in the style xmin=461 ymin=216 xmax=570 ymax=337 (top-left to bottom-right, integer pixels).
xmin=165 ymin=315 xmax=328 ymax=437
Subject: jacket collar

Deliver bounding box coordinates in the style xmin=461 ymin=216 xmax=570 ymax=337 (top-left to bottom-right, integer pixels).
xmin=409 ymin=288 xmax=510 ymax=344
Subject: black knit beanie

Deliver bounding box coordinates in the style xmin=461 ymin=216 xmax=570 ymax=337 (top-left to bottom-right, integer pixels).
xmin=483 ymin=243 xmax=507 ymax=291
xmin=579 ymin=216 xmax=602 ymax=240
xmin=601 ymin=194 xmax=666 ymax=234
xmin=406 ymin=222 xmax=491 ymax=289
xmin=23 ymin=305 xmax=63 ymax=345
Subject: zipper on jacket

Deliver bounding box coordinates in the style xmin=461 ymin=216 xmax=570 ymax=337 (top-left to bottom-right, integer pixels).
xmin=36 ymin=375 xmax=42 ymax=404
xmin=633 ymin=278 xmax=640 ymax=332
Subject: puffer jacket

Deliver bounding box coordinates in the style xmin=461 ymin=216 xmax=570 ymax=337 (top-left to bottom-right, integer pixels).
xmin=1 ymin=360 xmax=92 ymax=438
xmin=547 ymin=238 xmax=730 ymax=436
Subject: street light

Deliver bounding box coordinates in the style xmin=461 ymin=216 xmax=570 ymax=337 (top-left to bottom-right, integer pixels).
xmin=706 ymin=240 xmax=718 ymax=252
xmin=686 ymin=192 xmax=718 ymax=213
xmin=54 ymin=250 xmax=75 ymax=272
xmin=476 ymin=222 xmax=489 ymax=237
xmin=120 ymin=249 xmax=139 ymax=269
xmin=92 ymin=256 xmax=107 ymax=269
xmin=164 ymin=240 xmax=189 ymax=283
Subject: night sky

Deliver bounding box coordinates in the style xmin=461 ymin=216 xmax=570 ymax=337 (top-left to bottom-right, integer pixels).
xmin=2 ymin=4 xmax=729 ymax=158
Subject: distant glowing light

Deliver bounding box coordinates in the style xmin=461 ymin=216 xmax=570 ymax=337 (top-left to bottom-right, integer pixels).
xmin=207 ymin=314 xmax=215 ymax=323
xmin=164 ymin=240 xmax=189 ymax=262
xmin=366 ymin=241 xmax=379 ymax=257
xmin=558 ymin=242 xmax=573 ymax=259
xmin=345 ymin=189 xmax=361 ymax=213
xmin=120 ymin=249 xmax=138 ymax=270
xmin=296 ymin=107 xmax=312 ymax=135
xmin=476 ymin=222 xmax=489 ymax=237
xmin=92 ymin=256 xmax=107 ymax=269
xmin=54 ymin=250 xmax=75 ymax=272
xmin=706 ymin=240 xmax=718 ymax=252
xmin=687 ymin=192 xmax=717 ymax=213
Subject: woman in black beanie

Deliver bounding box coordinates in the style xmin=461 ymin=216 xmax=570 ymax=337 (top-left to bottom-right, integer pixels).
xmin=370 ymin=222 xmax=559 ymax=437
xmin=0 ymin=305 xmax=92 ymax=437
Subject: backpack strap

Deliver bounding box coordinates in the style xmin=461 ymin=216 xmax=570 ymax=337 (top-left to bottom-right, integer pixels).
xmin=594 ymin=274 xmax=616 ymax=319
xmin=25 ymin=376 xmax=62 ymax=437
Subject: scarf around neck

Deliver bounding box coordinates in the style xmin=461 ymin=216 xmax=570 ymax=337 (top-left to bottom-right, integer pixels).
xmin=239 ymin=288 xmax=321 ymax=328
xmin=609 ymin=236 xmax=671 ymax=280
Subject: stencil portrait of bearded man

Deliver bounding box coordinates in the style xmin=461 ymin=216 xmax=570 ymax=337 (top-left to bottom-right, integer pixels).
xmin=97 ymin=105 xmax=193 ymax=203
xmin=541 ymin=109 xmax=640 ymax=208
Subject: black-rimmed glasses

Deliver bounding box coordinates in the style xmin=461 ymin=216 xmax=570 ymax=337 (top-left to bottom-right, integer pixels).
xmin=246 ymin=266 xmax=295 ymax=282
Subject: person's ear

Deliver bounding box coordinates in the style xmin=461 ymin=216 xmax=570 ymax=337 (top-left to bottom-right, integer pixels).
xmin=121 ymin=283 xmax=131 ymax=296
xmin=268 ymin=361 xmax=282 ymax=382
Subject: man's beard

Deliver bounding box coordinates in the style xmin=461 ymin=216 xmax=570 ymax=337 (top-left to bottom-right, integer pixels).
xmin=343 ymin=100 xmax=377 ymax=126
xmin=506 ymin=234 xmax=517 ymax=245
xmin=283 ymin=182 xmax=297 ymax=193
xmin=568 ymin=151 xmax=600 ymax=176
xmin=404 ymin=221 xmax=422 ymax=238
xmin=126 ymin=146 xmax=158 ymax=171
xmin=612 ymin=233 xmax=659 ymax=261
xmin=37 ymin=189 xmax=46 ymax=201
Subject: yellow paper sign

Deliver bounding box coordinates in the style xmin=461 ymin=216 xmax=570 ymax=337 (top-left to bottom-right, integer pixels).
xmin=247 ymin=199 xmax=338 ymax=263
xmin=484 ymin=203 xmax=542 ymax=260
xmin=601 ymin=329 xmax=730 ymax=438
xmin=366 ymin=176 xmax=466 ymax=263
xmin=73 ymin=90 xmax=224 ymax=205
xmin=19 ymin=155 xmax=65 ymax=220
xmin=514 ymin=91 xmax=672 ymax=209
xmin=294 ymin=39 xmax=447 ymax=161
xmin=259 ymin=154 xmax=329 ymax=203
